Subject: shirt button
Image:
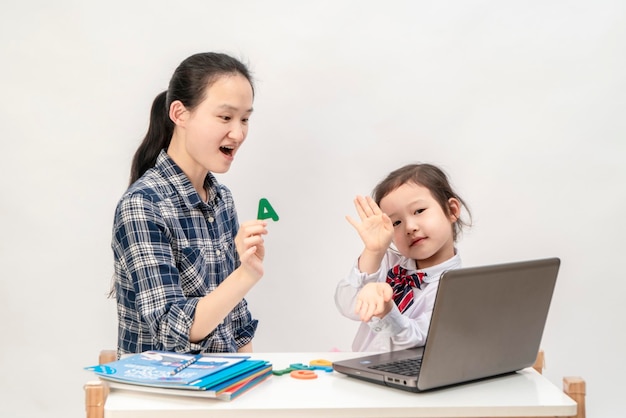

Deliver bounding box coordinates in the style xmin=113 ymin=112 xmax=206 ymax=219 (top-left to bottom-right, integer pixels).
xmin=374 ymin=327 xmax=382 ymax=332
xmin=207 ymin=217 xmax=215 ymax=223
xmin=216 ymin=250 xmax=221 ymax=256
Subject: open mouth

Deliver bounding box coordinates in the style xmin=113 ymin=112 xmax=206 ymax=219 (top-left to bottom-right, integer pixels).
xmin=220 ymin=146 xmax=234 ymax=156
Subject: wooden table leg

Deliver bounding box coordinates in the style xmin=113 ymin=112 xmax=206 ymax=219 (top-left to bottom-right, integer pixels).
xmin=563 ymin=376 xmax=586 ymax=418
xmin=84 ymin=380 xmax=109 ymax=418
xmin=85 ymin=349 xmax=116 ymax=418
xmin=99 ymin=350 xmax=117 ymax=365
xmin=532 ymin=350 xmax=545 ymax=374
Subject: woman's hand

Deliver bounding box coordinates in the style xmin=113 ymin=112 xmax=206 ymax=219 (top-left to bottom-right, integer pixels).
xmin=234 ymin=219 xmax=268 ymax=283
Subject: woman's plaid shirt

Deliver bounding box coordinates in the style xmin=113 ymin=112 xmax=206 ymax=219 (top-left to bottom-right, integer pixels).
xmin=112 ymin=151 xmax=257 ymax=356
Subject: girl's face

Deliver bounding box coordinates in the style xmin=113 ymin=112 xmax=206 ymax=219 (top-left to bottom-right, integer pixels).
xmin=172 ymin=73 xmax=254 ymax=176
xmin=379 ymin=182 xmax=460 ymax=269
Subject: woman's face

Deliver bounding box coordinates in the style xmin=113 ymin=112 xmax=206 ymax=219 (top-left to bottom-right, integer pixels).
xmin=172 ymin=73 xmax=254 ymax=176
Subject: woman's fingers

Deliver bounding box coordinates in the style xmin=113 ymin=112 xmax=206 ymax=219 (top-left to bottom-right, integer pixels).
xmin=241 ymin=220 xmax=268 ymax=236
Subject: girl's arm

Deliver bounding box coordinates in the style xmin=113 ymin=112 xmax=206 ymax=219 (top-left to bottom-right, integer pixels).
xmin=335 ymin=251 xmax=399 ymax=320
xmin=381 ymin=286 xmax=439 ymax=349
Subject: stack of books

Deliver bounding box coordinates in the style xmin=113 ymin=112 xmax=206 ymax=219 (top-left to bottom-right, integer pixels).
xmin=85 ymin=350 xmax=272 ymax=401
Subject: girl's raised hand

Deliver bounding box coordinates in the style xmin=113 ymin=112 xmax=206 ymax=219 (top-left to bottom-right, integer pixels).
xmin=234 ymin=219 xmax=268 ymax=282
xmin=346 ymin=195 xmax=393 ymax=252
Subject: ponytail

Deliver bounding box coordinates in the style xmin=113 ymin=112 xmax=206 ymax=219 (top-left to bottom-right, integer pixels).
xmin=129 ymin=91 xmax=173 ymax=185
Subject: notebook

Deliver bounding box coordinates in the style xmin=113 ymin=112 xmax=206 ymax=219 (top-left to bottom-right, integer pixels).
xmin=332 ymin=257 xmax=560 ymax=392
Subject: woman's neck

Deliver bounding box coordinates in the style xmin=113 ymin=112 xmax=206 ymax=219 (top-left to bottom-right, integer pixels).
xmin=166 ymin=143 xmax=209 ymax=200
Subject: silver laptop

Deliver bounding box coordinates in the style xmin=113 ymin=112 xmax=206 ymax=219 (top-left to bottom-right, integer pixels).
xmin=333 ymin=257 xmax=560 ymax=392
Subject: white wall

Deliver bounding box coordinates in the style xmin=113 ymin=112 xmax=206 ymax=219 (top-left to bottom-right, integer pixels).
xmin=1 ymin=1 xmax=625 ymax=416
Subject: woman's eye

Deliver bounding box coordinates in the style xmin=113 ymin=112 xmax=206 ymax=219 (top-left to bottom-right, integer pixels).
xmin=241 ymin=118 xmax=249 ymax=124
xmin=220 ymin=116 xmax=231 ymax=121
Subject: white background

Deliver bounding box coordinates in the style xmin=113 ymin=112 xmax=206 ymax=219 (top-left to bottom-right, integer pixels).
xmin=1 ymin=1 xmax=625 ymax=417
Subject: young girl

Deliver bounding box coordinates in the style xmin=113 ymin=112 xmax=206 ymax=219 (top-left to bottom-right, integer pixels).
xmin=335 ymin=163 xmax=471 ymax=352
xmin=112 ymin=52 xmax=268 ymax=357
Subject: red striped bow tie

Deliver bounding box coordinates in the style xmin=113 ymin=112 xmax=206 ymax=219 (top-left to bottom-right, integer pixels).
xmin=385 ymin=265 xmax=426 ymax=313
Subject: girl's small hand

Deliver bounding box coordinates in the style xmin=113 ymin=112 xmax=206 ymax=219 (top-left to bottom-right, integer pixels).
xmin=354 ymin=282 xmax=394 ymax=322
xmin=235 ymin=220 xmax=268 ymax=282
xmin=346 ymin=195 xmax=393 ymax=252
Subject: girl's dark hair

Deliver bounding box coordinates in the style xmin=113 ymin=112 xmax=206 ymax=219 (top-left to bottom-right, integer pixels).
xmin=129 ymin=52 xmax=254 ymax=185
xmin=372 ymin=163 xmax=472 ymax=241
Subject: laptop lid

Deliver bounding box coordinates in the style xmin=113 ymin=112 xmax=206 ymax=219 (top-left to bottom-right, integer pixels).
xmin=332 ymin=257 xmax=560 ymax=392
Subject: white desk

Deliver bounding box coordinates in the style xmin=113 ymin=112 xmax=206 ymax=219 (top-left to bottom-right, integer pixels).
xmin=99 ymin=352 xmax=577 ymax=418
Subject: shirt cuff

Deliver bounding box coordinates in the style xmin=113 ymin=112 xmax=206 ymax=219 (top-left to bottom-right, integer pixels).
xmin=345 ymin=261 xmax=384 ymax=287
xmin=374 ymin=306 xmax=408 ymax=335
xmin=235 ymin=319 xmax=258 ymax=348
xmin=367 ymin=317 xmax=391 ymax=334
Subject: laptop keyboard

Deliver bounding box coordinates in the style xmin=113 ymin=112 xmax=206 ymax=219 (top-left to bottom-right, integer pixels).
xmin=369 ymin=357 xmax=422 ymax=376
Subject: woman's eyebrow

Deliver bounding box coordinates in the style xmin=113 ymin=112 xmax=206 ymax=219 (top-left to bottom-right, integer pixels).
xmin=218 ymin=104 xmax=254 ymax=113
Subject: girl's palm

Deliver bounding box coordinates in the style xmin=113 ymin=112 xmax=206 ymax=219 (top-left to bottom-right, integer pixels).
xmin=357 ymin=214 xmax=392 ymax=251
xmin=346 ymin=195 xmax=393 ymax=252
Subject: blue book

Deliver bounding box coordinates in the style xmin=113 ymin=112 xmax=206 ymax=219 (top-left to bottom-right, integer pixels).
xmin=188 ymin=359 xmax=270 ymax=389
xmin=85 ymin=350 xmax=248 ymax=386
xmin=100 ymin=363 xmax=273 ymax=400
xmin=212 ymin=365 xmax=273 ymax=401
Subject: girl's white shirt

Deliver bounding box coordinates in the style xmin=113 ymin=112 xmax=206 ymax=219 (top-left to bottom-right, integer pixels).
xmin=335 ymin=249 xmax=462 ymax=352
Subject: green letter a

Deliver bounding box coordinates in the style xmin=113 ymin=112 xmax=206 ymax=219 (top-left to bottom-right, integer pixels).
xmin=257 ymin=198 xmax=279 ymax=221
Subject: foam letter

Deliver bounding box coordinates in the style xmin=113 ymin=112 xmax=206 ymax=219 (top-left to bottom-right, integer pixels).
xmin=257 ymin=198 xmax=279 ymax=221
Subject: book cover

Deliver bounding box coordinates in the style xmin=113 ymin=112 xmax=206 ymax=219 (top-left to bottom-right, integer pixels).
xmin=215 ymin=365 xmax=273 ymax=401
xmin=100 ymin=362 xmax=273 ymax=400
xmin=85 ymin=350 xmax=248 ymax=386
xmin=188 ymin=359 xmax=270 ymax=389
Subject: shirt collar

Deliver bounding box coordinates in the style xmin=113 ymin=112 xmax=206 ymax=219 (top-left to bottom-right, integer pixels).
xmin=400 ymin=250 xmax=462 ymax=284
xmin=155 ymin=150 xmax=221 ymax=209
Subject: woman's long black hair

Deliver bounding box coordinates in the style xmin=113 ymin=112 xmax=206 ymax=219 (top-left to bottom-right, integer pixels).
xmin=129 ymin=52 xmax=254 ymax=185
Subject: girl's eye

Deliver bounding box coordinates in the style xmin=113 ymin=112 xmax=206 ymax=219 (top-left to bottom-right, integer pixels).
xmin=392 ymin=220 xmax=401 ymax=227
xmin=414 ymin=208 xmax=425 ymax=215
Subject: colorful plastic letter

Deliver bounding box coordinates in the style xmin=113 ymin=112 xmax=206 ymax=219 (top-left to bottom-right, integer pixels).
xmin=257 ymin=198 xmax=279 ymax=221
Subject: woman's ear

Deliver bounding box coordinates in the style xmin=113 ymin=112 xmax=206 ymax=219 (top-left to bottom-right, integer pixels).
xmin=448 ymin=198 xmax=461 ymax=222
xmin=169 ymin=100 xmax=188 ymax=126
